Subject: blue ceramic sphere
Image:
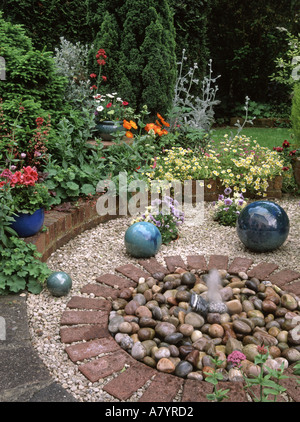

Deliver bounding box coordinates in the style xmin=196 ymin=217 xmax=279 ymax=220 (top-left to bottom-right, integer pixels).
xmin=125 ymin=222 xmax=162 ymax=258
xmin=47 ymin=271 xmax=72 ymax=297
xmin=236 ymin=201 xmax=289 ymax=252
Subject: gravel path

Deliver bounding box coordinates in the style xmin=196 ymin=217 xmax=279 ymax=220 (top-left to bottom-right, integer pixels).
xmin=26 ymin=197 xmax=300 ymax=402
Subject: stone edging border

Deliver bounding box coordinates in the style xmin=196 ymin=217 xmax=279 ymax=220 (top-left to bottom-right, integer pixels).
xmin=59 ymin=255 xmax=300 ymax=402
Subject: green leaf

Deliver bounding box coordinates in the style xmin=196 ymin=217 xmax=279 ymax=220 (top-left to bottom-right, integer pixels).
xmin=66 ymin=181 xmax=79 ymax=191
xmin=81 ymin=184 xmax=96 ymax=195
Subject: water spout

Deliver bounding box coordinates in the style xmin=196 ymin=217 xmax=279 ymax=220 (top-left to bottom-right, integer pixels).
xmin=190 ymin=268 xmax=227 ymax=315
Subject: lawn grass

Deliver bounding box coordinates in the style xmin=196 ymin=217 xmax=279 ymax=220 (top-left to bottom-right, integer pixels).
xmin=210 ymin=126 xmax=295 ymax=150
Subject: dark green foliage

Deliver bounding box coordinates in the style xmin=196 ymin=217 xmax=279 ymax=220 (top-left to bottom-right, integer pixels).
xmin=1 ymin=0 xmax=90 ymax=49
xmin=0 ymin=12 xmax=67 ymax=127
xmin=90 ymin=0 xmax=176 ymax=115
xmin=207 ymin=0 xmax=298 ymax=116
xmin=169 ymin=0 xmax=211 ymax=77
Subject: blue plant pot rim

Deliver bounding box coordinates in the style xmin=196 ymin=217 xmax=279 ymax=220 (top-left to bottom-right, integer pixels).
xmin=11 ymin=208 xmax=45 ymax=238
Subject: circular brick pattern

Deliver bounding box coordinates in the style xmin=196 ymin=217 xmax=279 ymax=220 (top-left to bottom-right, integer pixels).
xmin=59 ymin=254 xmax=300 ymax=402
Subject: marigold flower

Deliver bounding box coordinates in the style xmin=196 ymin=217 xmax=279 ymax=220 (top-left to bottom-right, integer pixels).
xmin=125 ymin=131 xmax=134 ymax=138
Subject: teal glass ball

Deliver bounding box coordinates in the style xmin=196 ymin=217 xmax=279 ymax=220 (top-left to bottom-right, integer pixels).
xmin=236 ymin=201 xmax=289 ymax=252
xmin=46 ymin=271 xmax=72 ymax=297
xmin=125 ymin=222 xmax=162 ymax=258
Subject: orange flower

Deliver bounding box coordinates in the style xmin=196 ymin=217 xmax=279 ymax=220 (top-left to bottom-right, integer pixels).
xmin=144 ymin=123 xmax=156 ymax=132
xmin=129 ymin=120 xmax=137 ymax=130
xmin=126 ymin=131 xmax=134 ymax=138
xmin=157 ymin=113 xmax=170 ymax=127
xmin=123 ymin=120 xmax=132 ymax=130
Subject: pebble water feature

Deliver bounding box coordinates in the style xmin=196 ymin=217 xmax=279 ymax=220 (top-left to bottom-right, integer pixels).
xmin=108 ymin=268 xmax=300 ymax=382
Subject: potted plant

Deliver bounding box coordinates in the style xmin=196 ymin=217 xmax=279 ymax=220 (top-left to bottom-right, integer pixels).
xmin=0 ymin=166 xmax=51 ymax=237
xmin=92 ymin=92 xmax=135 ymax=140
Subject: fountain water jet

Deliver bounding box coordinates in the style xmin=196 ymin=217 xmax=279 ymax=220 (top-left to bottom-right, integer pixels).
xmin=190 ymin=268 xmax=228 ymax=315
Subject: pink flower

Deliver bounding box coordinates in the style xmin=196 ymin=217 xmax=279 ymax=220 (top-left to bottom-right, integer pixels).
xmin=227 ymin=351 xmax=246 ymax=367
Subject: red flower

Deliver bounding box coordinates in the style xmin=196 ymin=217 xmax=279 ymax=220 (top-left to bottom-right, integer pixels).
xmin=90 ymin=85 xmax=97 ymax=90
xmin=289 ymin=150 xmax=297 ymax=156
xmin=106 ymin=102 xmax=112 ymax=108
xmin=282 ymin=140 xmax=290 ymax=148
xmin=122 ymin=101 xmax=129 ymax=106
xmin=97 ymin=59 xmax=106 ymax=66
xmin=257 ymin=345 xmax=268 ymax=355
xmin=102 ymin=75 xmax=107 ymax=81
xmin=273 ymin=147 xmax=283 ymax=152
xmin=35 ymin=117 xmax=44 ymax=127
xmin=90 ymin=73 xmax=97 ymax=78
xmin=282 ymin=166 xmax=289 ymax=171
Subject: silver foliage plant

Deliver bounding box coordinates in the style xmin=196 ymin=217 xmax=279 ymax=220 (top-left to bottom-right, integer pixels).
xmin=169 ymin=49 xmax=221 ymax=133
xmin=54 ymin=37 xmax=94 ymax=109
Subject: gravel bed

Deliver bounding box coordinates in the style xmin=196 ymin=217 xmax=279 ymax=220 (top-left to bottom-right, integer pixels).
xmin=26 ymin=197 xmax=300 ymax=402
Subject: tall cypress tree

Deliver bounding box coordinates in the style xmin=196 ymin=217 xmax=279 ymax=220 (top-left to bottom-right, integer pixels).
xmin=90 ymin=0 xmax=176 ymax=115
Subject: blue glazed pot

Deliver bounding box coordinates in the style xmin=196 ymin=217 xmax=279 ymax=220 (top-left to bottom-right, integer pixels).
xmin=236 ymin=201 xmax=289 ymax=252
xmin=95 ymin=120 xmax=124 ymax=140
xmin=11 ymin=208 xmax=45 ymax=238
xmin=125 ymin=222 xmax=162 ymax=258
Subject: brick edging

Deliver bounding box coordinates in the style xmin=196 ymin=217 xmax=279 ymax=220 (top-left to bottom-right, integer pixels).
xmin=24 ymin=196 xmax=120 ymax=262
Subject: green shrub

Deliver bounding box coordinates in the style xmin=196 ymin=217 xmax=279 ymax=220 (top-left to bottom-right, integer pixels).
xmin=0 ymin=12 xmax=67 ymax=123
xmin=291 ymin=83 xmax=300 ymax=146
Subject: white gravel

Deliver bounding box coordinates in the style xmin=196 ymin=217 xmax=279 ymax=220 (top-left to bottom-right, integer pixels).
xmin=26 ymin=196 xmax=300 ymax=402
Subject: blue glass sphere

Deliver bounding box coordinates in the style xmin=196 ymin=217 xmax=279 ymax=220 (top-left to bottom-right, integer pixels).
xmin=236 ymin=201 xmax=289 ymax=252
xmin=47 ymin=271 xmax=72 ymax=297
xmin=125 ymin=222 xmax=162 ymax=258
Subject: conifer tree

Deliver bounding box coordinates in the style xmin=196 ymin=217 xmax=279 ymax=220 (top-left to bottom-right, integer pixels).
xmin=90 ymin=0 xmax=176 ymax=115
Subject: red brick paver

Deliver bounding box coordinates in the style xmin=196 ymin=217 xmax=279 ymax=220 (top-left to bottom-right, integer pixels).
xmin=81 ymin=283 xmax=120 ymax=299
xmin=138 ymin=258 xmax=169 ymax=276
xmin=96 ymin=273 xmax=136 ymax=289
xmin=247 ymin=262 xmax=278 ymax=280
xmin=115 ymin=264 xmax=150 ymax=282
xmin=103 ymin=361 xmax=156 ymax=400
xmin=67 ymin=296 xmax=112 ymax=311
xmin=267 ymin=269 xmax=300 ymax=288
xmin=65 ymin=337 xmax=120 ymax=362
xmin=207 ymin=254 xmax=229 ymax=270
xmin=228 ymin=257 xmax=253 ymax=275
xmin=139 ymin=373 xmax=184 ymax=402
xmin=60 ymin=324 xmax=109 ymax=344
xmin=164 ymin=255 xmax=187 ymax=272
xmin=186 ymin=255 xmax=207 ymax=271
xmin=60 ymin=310 xmax=108 ymax=325
xmin=79 ymin=350 xmax=133 ymax=383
